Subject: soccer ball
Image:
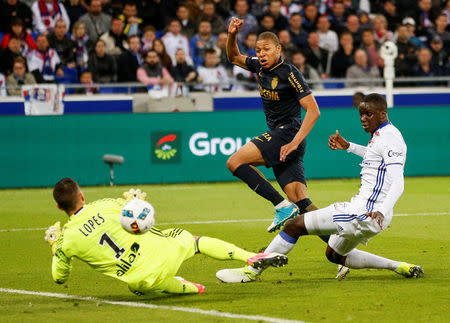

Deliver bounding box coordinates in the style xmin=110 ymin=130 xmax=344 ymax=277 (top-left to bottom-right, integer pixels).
xmin=120 ymin=199 xmax=155 ymax=234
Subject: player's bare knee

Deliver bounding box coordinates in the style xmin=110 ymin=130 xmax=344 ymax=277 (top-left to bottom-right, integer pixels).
xmin=226 ymin=154 xmax=240 ymax=172
xmin=325 ymin=246 xmax=344 ymax=265
xmin=283 ymin=214 xmax=307 ymax=238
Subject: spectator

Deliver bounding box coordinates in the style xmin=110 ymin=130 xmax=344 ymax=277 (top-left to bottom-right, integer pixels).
xmin=352 ymin=91 xmax=365 ymax=108
xmin=226 ymin=0 xmax=258 ymax=46
xmin=78 ymin=0 xmax=111 ymax=43
xmin=76 ymin=70 xmax=98 ymax=94
xmin=291 ymin=50 xmax=323 ymax=90
xmin=100 ymin=17 xmax=128 ymax=57
xmin=346 ymin=14 xmax=362 ymax=48
xmin=428 ymin=13 xmax=450 ymax=54
xmin=27 ymin=34 xmax=62 ymax=83
xmin=302 ymin=2 xmax=318 ymax=33
xmin=64 ymin=0 xmax=86 ymax=30
xmin=381 ymin=0 xmax=401 ymax=32
xmin=232 ymin=61 xmax=257 ymax=91
xmin=118 ymin=1 xmax=143 ymax=36
xmin=250 ymin=0 xmax=265 ymax=18
xmin=317 ymin=15 xmax=339 ymax=53
xmin=197 ymin=48 xmax=230 ymax=92
xmin=88 ymin=39 xmax=117 ymax=83
xmin=162 ymin=19 xmax=192 ymax=66
xmin=6 ymin=56 xmax=37 ymax=96
xmin=278 ymin=29 xmax=297 ymax=62
xmin=259 ymin=14 xmax=277 ymax=34
xmin=429 ymin=36 xmax=448 ymax=71
xmin=0 ymin=36 xmax=22 ymax=76
xmin=280 ymin=0 xmax=302 ymax=18
xmin=242 ymin=31 xmax=257 ymax=56
xmin=302 ymin=31 xmax=329 ymax=77
xmin=0 ymin=72 xmax=6 ymax=97
xmin=372 ymin=14 xmax=394 ymax=45
xmin=72 ymin=21 xmax=93 ymax=70
xmin=1 ymin=17 xmax=36 ymax=57
xmin=410 ymin=0 xmax=438 ymax=37
xmin=185 ymin=0 xmax=203 ymax=22
xmin=395 ymin=24 xmax=418 ymax=77
xmin=190 ymin=20 xmax=217 ymax=67
xmin=360 ymin=28 xmax=381 ymax=68
xmin=358 ymin=11 xmax=373 ymax=30
xmin=199 ymin=1 xmax=226 ymax=36
xmin=444 ymin=0 xmax=450 ymax=27
xmin=268 ymin=0 xmax=289 ymax=32
xmin=117 ymin=35 xmax=141 ymax=82
xmin=152 ymin=38 xmax=173 ymax=72
xmin=176 ymin=4 xmax=197 ymax=39
xmin=412 ymin=48 xmax=440 ymax=85
xmin=288 ymin=13 xmax=308 ymax=49
xmin=31 ymin=0 xmax=70 ymax=34
xmin=47 ymin=19 xmax=76 ymax=68
xmin=0 ymin=0 xmax=33 ymax=32
xmin=137 ymin=49 xmax=173 ymax=86
xmin=331 ymin=31 xmax=355 ymax=78
xmin=140 ymin=25 xmax=156 ymax=55
xmin=215 ymin=31 xmax=231 ymax=69
xmin=171 ymin=48 xmax=198 ymax=84
xmin=402 ymin=17 xmax=425 ymax=48
xmin=345 ymin=49 xmax=381 ymax=87
xmin=328 ymin=0 xmax=347 ymax=34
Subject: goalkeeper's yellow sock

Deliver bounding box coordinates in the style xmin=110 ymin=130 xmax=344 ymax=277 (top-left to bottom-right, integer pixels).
xmin=197 ymin=237 xmax=255 ymax=262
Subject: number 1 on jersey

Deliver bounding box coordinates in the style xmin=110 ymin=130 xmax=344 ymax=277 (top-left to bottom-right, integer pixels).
xmin=99 ymin=233 xmax=125 ymax=259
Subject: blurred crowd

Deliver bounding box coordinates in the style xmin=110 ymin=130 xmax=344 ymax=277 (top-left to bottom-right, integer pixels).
xmin=0 ymin=0 xmax=449 ymax=96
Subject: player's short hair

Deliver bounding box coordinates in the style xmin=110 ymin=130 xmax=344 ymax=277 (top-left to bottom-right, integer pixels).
xmin=360 ymin=93 xmax=387 ymax=111
xmin=53 ymin=178 xmax=80 ymax=213
xmin=257 ymin=31 xmax=280 ymax=46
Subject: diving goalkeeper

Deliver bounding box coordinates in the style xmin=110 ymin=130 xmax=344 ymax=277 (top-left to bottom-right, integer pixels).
xmin=45 ymin=178 xmax=287 ymax=295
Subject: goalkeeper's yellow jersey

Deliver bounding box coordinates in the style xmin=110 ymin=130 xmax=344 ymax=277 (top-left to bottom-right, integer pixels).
xmin=52 ymin=198 xmax=189 ymax=290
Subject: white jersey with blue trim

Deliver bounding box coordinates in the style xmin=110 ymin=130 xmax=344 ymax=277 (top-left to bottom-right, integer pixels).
xmin=349 ymin=123 xmax=407 ymax=217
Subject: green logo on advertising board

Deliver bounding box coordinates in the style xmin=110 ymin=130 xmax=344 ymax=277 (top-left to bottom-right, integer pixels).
xmin=151 ymin=132 xmax=181 ymax=163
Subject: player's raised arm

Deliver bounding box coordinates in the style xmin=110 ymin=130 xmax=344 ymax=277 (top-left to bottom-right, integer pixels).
xmin=227 ymin=17 xmax=248 ymax=70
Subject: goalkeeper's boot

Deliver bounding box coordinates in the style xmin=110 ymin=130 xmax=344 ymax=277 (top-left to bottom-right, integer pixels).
xmin=394 ymin=262 xmax=424 ymax=278
xmin=216 ymin=267 xmax=259 ymax=283
xmin=267 ymin=203 xmax=299 ymax=232
xmin=336 ymin=264 xmax=350 ymax=280
xmin=247 ymin=252 xmax=288 ymax=270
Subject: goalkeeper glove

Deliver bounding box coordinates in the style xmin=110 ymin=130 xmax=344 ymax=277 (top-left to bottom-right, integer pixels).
xmin=122 ymin=188 xmax=147 ymax=202
xmin=44 ymin=221 xmax=61 ymax=256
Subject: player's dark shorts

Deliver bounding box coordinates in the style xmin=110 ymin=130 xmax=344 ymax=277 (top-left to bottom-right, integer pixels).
xmin=251 ymin=124 xmax=306 ymax=188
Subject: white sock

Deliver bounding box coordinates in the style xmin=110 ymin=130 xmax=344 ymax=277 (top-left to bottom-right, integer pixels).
xmin=250 ymin=232 xmax=297 ymax=274
xmin=275 ymin=199 xmax=292 ymax=209
xmin=344 ymin=249 xmax=399 ymax=270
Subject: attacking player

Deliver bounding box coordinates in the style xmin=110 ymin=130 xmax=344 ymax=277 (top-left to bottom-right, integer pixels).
xmin=226 ymin=17 xmax=321 ymax=232
xmin=217 ymin=94 xmax=424 ymax=282
xmin=45 ymin=178 xmax=287 ymax=295
xmin=226 ymin=18 xmax=349 ymax=277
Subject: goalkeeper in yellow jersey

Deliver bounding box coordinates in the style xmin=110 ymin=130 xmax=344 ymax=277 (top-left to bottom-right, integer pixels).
xmin=45 ymin=178 xmax=287 ymax=295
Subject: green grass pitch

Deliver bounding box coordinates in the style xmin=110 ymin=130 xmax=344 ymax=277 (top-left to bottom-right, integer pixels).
xmin=1 ymin=177 xmax=449 ymax=322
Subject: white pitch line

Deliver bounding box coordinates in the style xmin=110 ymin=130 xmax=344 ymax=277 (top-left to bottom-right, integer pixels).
xmin=0 ymin=212 xmax=448 ymax=233
xmin=0 ymin=288 xmax=304 ymax=323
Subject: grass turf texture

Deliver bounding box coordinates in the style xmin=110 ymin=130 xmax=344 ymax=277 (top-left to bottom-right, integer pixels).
xmin=0 ymin=177 xmax=449 ymax=322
